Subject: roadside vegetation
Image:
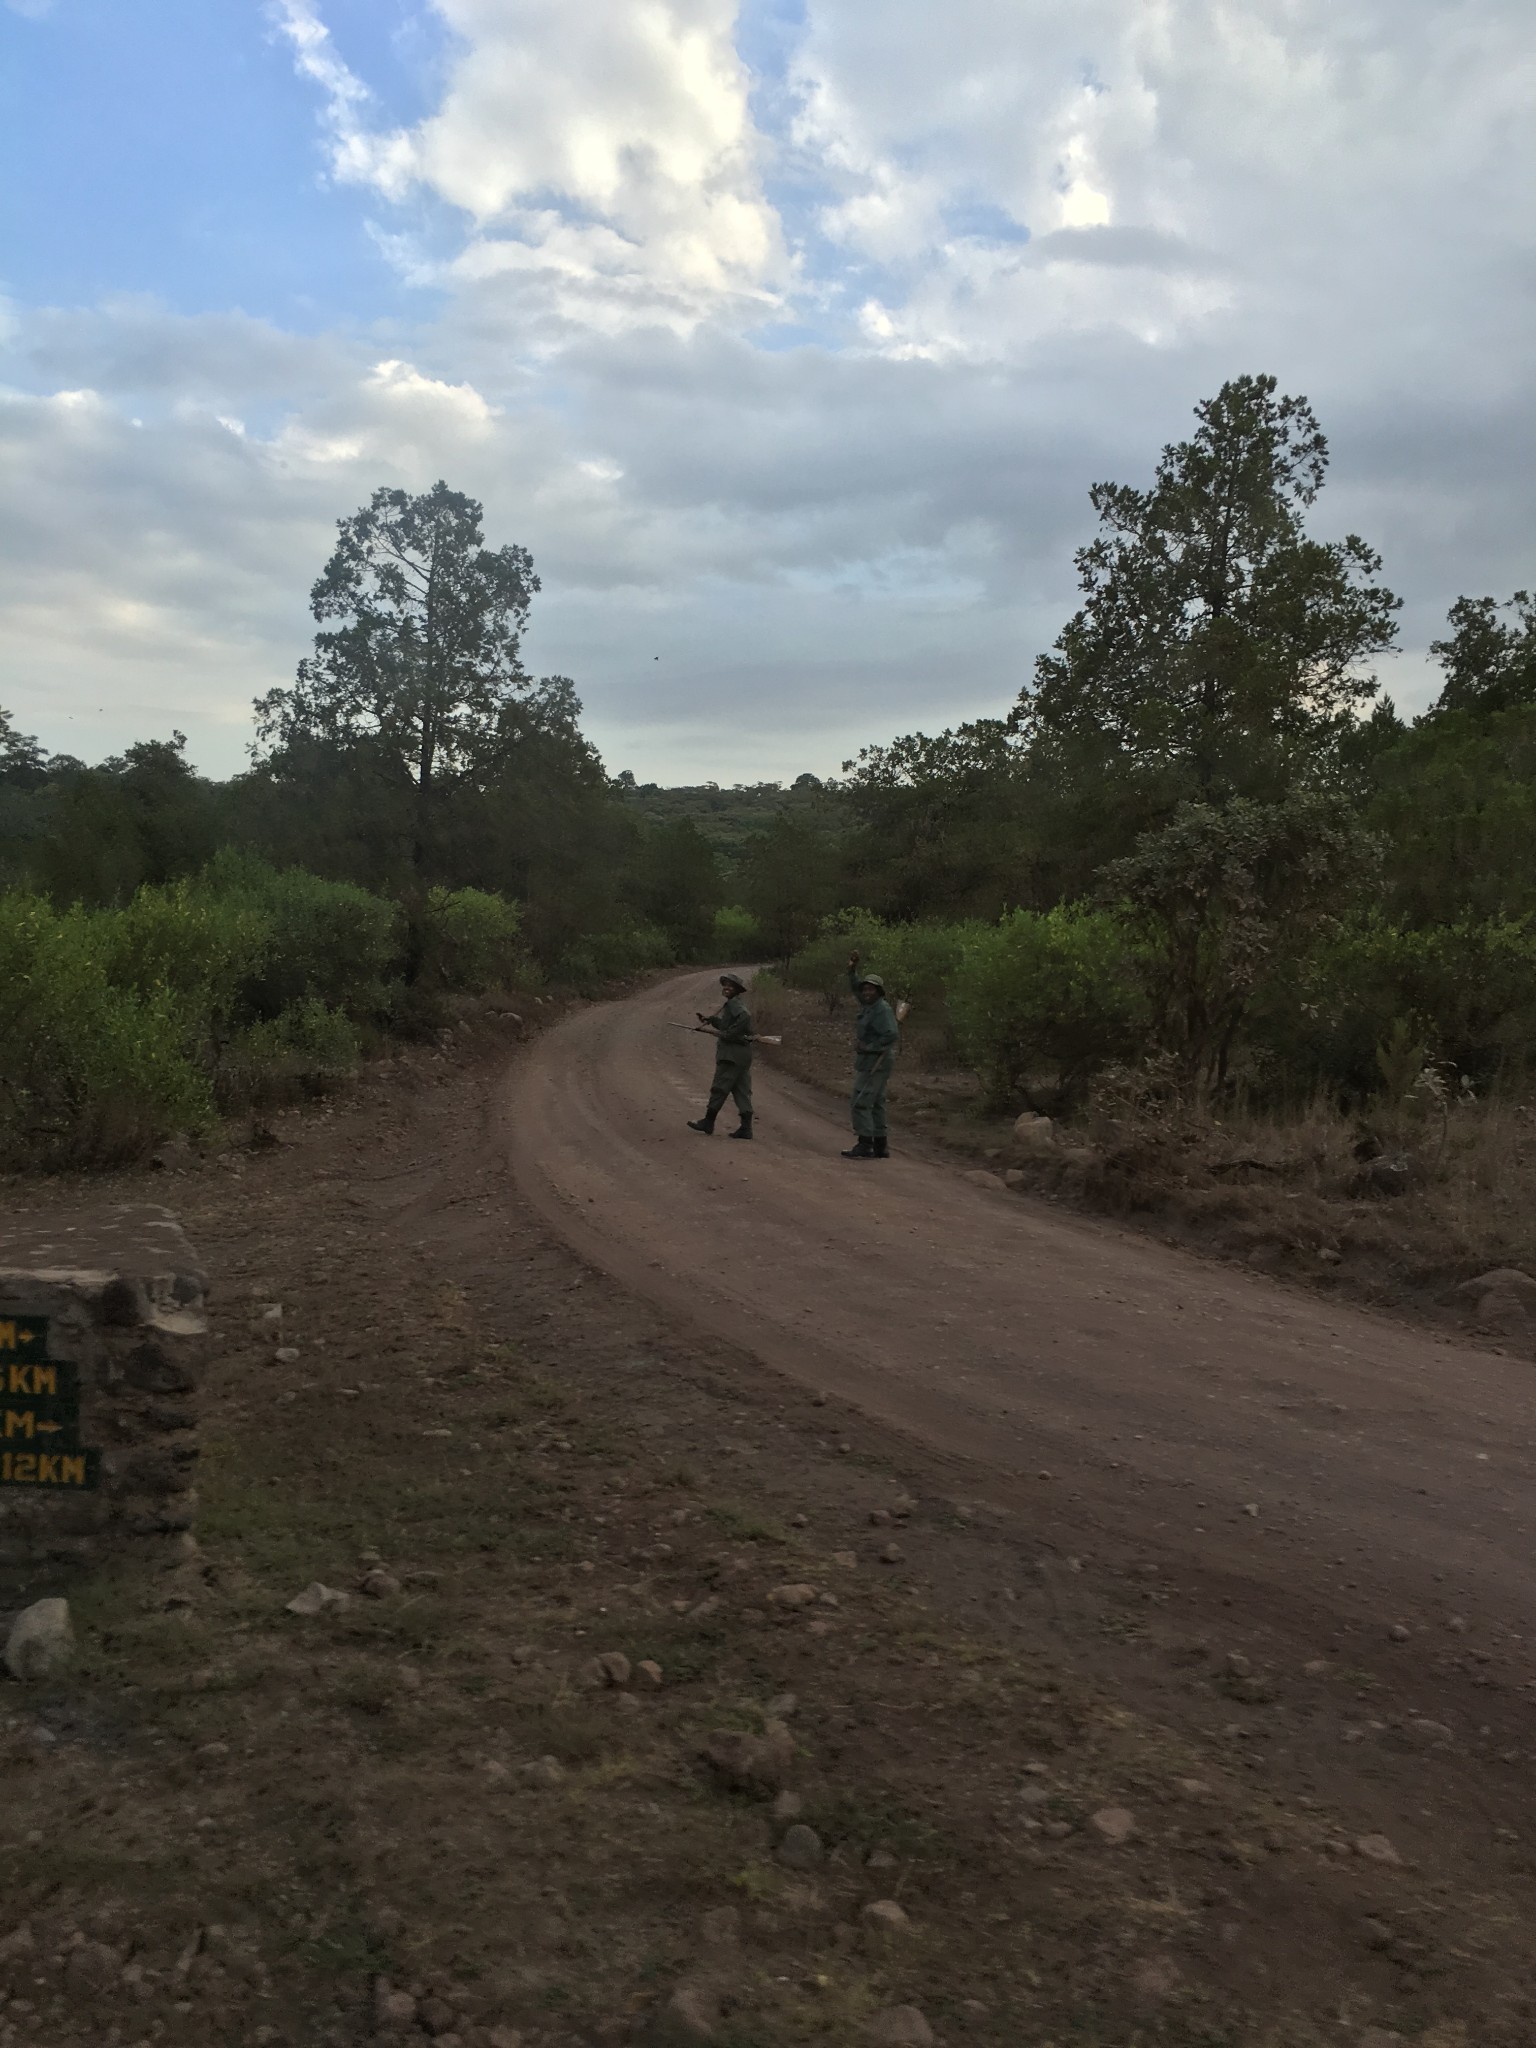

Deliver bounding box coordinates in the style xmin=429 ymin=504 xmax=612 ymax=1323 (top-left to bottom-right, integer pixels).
xmin=5 ymin=376 xmax=1535 ymax=1197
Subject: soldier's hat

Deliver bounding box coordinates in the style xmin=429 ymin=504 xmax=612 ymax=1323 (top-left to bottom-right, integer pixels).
xmin=719 ymin=971 xmax=747 ymax=991
xmin=857 ymin=972 xmax=886 ymax=992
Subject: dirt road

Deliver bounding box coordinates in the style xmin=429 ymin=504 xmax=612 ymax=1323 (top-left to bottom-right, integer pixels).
xmin=508 ymin=971 xmax=1536 ymax=1829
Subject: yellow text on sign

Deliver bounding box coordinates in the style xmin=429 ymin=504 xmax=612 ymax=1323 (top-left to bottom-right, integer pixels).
xmin=0 ymin=1452 xmax=89 ymax=1486
xmin=0 ymin=1325 xmax=42 ymax=1356
xmin=6 ymin=1363 xmax=57 ymax=1395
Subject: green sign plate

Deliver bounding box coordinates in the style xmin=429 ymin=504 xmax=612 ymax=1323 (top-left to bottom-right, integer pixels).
xmin=0 ymin=1324 xmax=100 ymax=1490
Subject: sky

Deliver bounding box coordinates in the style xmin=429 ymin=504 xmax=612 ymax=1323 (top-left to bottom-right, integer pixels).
xmin=1 ymin=0 xmax=1533 ymax=786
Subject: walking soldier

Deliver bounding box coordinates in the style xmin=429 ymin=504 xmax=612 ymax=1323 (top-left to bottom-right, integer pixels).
xmin=843 ymin=950 xmax=899 ymax=1159
xmin=688 ymin=973 xmax=755 ymax=1140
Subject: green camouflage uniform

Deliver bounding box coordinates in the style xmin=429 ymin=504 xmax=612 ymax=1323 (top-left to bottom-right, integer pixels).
xmin=704 ymin=993 xmax=754 ymax=1122
xmin=848 ymin=971 xmax=899 ymax=1138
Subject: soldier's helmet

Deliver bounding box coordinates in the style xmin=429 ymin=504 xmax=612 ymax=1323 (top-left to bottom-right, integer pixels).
xmin=857 ymin=973 xmax=886 ymax=992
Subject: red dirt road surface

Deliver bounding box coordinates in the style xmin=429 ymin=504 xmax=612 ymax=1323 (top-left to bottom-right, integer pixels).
xmin=508 ymin=970 xmax=1536 ymax=1858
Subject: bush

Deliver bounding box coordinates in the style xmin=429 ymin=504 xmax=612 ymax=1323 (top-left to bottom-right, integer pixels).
xmin=419 ymin=886 xmax=523 ymax=993
xmin=88 ymin=880 xmax=271 ymax=1052
xmin=218 ymin=997 xmax=362 ymax=1110
xmin=1252 ymin=915 xmax=1536 ymax=1095
xmin=0 ymin=893 xmax=213 ymax=1165
xmin=711 ymin=904 xmax=762 ymax=959
xmin=555 ymin=923 xmax=676 ymax=992
xmin=198 ymin=850 xmax=399 ymax=1020
xmin=948 ymin=904 xmax=1150 ymax=1108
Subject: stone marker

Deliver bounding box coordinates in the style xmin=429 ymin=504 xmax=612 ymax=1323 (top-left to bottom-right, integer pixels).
xmin=0 ymin=1204 xmax=206 ymax=1574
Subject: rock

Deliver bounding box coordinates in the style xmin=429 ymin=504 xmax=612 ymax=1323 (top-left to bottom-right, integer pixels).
xmin=699 ymin=1905 xmax=740 ymax=1950
xmin=860 ymin=1899 xmax=912 ymax=1935
xmin=1090 ymin=1806 xmax=1136 ymax=1844
xmin=615 ymin=1692 xmax=642 ymax=1716
xmin=285 ymin=1582 xmax=348 ymax=1617
xmin=636 ymin=1659 xmax=664 ymax=1688
xmin=1404 ymin=1717 xmax=1453 ymax=1746
xmin=1011 ymin=1113 xmax=1056 ymax=1157
xmin=656 ymin=1984 xmax=720 ymax=2043
xmin=274 ymin=1345 xmax=301 ymax=1363
xmin=879 ymin=1542 xmax=904 ymax=1565
xmin=419 ymin=1996 xmax=457 ymax=2036
xmin=773 ymin=1790 xmax=804 ymax=1820
xmin=776 ymin=1824 xmax=824 ymax=1870
xmin=1354 ymin=1154 xmax=1412 ymax=1198
xmin=598 ymin=1651 xmax=632 ymax=1686
xmin=1002 ymin=1169 xmax=1027 ymax=1189
xmin=519 ymin=1755 xmax=565 ymax=1788
xmin=578 ymin=1657 xmax=608 ymax=1687
xmin=832 ymin=1549 xmax=858 ymax=1568
xmin=1387 ymin=1622 xmax=1410 ymax=1643
xmin=1354 ymin=1833 xmax=1402 ymax=1866
xmin=1454 ymin=1267 xmax=1536 ymax=1309
xmin=864 ymin=2009 xmax=934 ymax=2047
xmin=1303 ymin=1658 xmax=1330 ymax=1677
xmin=767 ymin=1583 xmax=818 ymax=1610
xmin=701 ymin=1722 xmax=795 ymax=1793
xmin=869 ymin=1509 xmax=892 ymax=1526
xmin=373 ymin=1978 xmax=418 ymax=2032
xmin=962 ymin=1169 xmax=1002 ymax=1188
xmin=764 ymin=1691 xmax=797 ymax=1718
xmin=358 ymin=1569 xmax=401 ymax=1598
xmin=4 ymin=1598 xmax=75 ymax=1681
xmin=866 ymin=1846 xmax=898 ymax=1868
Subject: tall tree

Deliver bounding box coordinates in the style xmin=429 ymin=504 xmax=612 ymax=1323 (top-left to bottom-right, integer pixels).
xmin=1018 ymin=373 xmax=1399 ymax=823
xmin=254 ymin=482 xmax=543 ymax=885
xmin=1425 ymin=589 xmax=1536 ymax=720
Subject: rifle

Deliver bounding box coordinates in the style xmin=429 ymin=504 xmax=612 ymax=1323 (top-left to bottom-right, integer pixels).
xmin=668 ymin=1022 xmax=783 ymax=1046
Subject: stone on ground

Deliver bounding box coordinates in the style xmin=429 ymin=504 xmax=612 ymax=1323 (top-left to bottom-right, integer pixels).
xmin=860 ymin=1899 xmax=911 ymax=1934
xmin=1090 ymin=1806 xmax=1136 ymax=1844
xmin=4 ymin=1597 xmax=75 ymax=1681
xmin=776 ymin=1823 xmax=824 ymax=1869
xmin=284 ymin=1582 xmax=347 ymax=1617
xmin=656 ymin=1983 xmax=720 ymax=2043
xmin=864 ymin=2008 xmax=934 ymax=2047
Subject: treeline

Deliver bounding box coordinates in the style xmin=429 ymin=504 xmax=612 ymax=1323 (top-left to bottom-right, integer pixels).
xmin=762 ymin=376 xmax=1536 ymax=1111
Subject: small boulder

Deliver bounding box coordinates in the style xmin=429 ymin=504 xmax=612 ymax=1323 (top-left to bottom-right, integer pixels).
xmin=860 ymin=1899 xmax=912 ymax=1935
xmin=4 ymin=1598 xmax=74 ymax=1681
xmin=285 ymin=1582 xmax=348 ymax=1617
xmin=767 ymin=1583 xmax=818 ymax=1610
xmin=1011 ymin=1113 xmax=1056 ymax=1157
xmin=962 ymin=1169 xmax=1002 ymax=1189
xmin=358 ymin=1568 xmax=401 ymax=1599
xmin=636 ymin=1659 xmax=664 ymax=1688
xmin=656 ymin=1984 xmax=720 ymax=2043
xmin=373 ymin=1978 xmax=417 ymax=2032
xmin=1354 ymin=1833 xmax=1402 ymax=1866
xmin=864 ymin=2009 xmax=934 ymax=2048
xmin=776 ymin=1824 xmax=824 ymax=1870
xmin=1090 ymin=1806 xmax=1136 ymax=1844
xmin=520 ymin=1755 xmax=566 ymax=1789
xmin=701 ymin=1722 xmax=795 ymax=1794
xmin=598 ymin=1651 xmax=632 ymax=1686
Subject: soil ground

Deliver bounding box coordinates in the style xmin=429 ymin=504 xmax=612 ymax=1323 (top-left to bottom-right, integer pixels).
xmin=0 ymin=980 xmax=1532 ymax=2048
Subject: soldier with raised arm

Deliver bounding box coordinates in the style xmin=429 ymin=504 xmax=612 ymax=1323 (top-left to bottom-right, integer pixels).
xmin=842 ymin=950 xmax=899 ymax=1159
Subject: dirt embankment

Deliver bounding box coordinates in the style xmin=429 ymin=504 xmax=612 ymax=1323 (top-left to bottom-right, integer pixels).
xmin=0 ymin=998 xmax=1530 ymax=2048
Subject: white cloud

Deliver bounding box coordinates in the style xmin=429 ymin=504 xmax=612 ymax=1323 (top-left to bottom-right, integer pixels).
xmin=4 ymin=0 xmax=1535 ymax=783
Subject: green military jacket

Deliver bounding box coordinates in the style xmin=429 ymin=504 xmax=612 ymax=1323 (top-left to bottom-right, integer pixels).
xmin=848 ymin=973 xmax=900 ymax=1065
xmin=707 ymin=994 xmax=754 ymax=1063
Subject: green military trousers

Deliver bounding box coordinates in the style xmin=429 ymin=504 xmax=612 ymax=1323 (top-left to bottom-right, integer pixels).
xmin=707 ymin=1048 xmax=753 ymax=1121
xmin=850 ymin=1052 xmax=893 ymax=1138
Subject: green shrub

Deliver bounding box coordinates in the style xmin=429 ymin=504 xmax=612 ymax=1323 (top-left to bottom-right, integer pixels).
xmin=555 ymin=923 xmax=675 ymax=992
xmin=0 ymin=893 xmax=212 ymax=1165
xmin=948 ymin=904 xmax=1150 ymax=1107
xmin=419 ymin=886 xmax=523 ymax=993
xmin=1252 ymin=915 xmax=1536 ymax=1094
xmin=711 ymin=904 xmax=761 ymax=958
xmin=199 ymin=850 xmax=400 ymax=1020
xmin=88 ymin=880 xmax=271 ymax=1049
xmin=218 ymin=997 xmax=361 ymax=1110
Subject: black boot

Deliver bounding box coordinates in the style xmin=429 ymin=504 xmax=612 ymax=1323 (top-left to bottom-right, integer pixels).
xmin=872 ymin=1136 xmax=889 ymax=1158
xmin=727 ymin=1115 xmax=754 ymax=1141
xmin=841 ymin=1137 xmax=874 ymax=1159
xmin=687 ymin=1114 xmax=716 ymax=1135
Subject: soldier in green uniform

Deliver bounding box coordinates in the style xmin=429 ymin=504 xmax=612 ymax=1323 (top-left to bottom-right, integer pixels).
xmin=687 ymin=973 xmax=755 ymax=1140
xmin=843 ymin=949 xmax=899 ymax=1159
